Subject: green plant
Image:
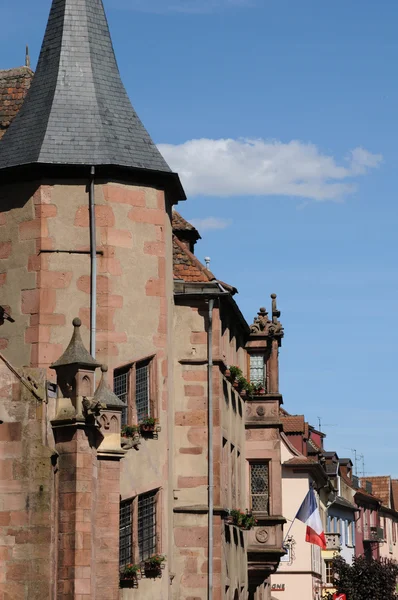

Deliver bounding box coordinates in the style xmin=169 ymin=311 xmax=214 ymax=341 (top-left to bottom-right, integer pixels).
xmin=229 ymin=366 xmax=243 ymax=380
xmin=121 ymin=425 xmax=139 ymax=437
xmin=140 ymin=416 xmax=157 ymax=428
xmin=145 ymin=554 xmax=166 ymax=567
xmin=237 ymin=375 xmax=248 ymax=390
xmin=230 ymin=509 xmax=245 ymax=527
xmin=242 ymin=512 xmax=257 ymax=529
xmin=328 ymin=555 xmax=398 ymax=600
xmin=121 ymin=563 xmax=140 ymax=576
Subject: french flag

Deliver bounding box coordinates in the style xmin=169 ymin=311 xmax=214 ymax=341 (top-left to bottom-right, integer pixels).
xmin=295 ymin=487 xmax=326 ymax=549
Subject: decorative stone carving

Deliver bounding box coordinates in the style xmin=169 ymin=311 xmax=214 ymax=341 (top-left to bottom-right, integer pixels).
xmin=250 ymin=307 xmax=269 ymax=334
xmin=249 ymin=295 xmax=284 ymax=339
xmin=255 ymin=528 xmax=269 ymax=544
xmin=256 ymin=406 xmax=265 ymax=417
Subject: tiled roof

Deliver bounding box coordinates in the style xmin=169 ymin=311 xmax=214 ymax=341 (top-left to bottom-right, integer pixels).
xmin=284 ymin=457 xmax=318 ymax=466
xmin=173 ymin=236 xmax=214 ymax=283
xmin=172 ymin=211 xmax=200 ymax=235
xmin=361 ymin=476 xmax=391 ymax=508
xmin=334 ymin=496 xmax=357 ymax=511
xmin=391 ymin=480 xmax=398 ymax=511
xmin=307 ymin=438 xmax=322 ymax=454
xmin=0 ymin=0 xmax=182 ymax=195
xmin=0 ymin=67 xmax=33 ymax=140
xmin=281 ymin=415 xmax=305 ymax=434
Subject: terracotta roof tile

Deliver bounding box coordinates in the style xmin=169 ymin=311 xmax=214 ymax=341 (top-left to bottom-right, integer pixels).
xmin=173 ymin=236 xmax=214 ymax=283
xmin=172 ymin=211 xmax=200 ymax=235
xmin=281 ymin=415 xmax=305 ymax=434
xmin=0 ymin=67 xmax=33 ymax=139
xmin=284 ymin=457 xmax=318 ymax=465
xmin=361 ymin=476 xmax=391 ymax=507
xmin=391 ymin=480 xmax=398 ymax=510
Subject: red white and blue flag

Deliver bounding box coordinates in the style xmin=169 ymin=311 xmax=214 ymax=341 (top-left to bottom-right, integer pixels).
xmin=295 ymin=487 xmax=326 ymax=549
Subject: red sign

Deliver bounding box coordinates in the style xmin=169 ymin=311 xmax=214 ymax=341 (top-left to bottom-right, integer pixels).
xmin=333 ymin=595 xmax=346 ymax=600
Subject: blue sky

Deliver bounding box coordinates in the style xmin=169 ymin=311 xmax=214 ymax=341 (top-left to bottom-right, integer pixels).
xmin=2 ymin=0 xmax=398 ymax=476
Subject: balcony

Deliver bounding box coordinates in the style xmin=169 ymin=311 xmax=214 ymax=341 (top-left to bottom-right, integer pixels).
xmin=363 ymin=526 xmax=384 ymax=543
xmin=325 ymin=532 xmax=341 ymax=551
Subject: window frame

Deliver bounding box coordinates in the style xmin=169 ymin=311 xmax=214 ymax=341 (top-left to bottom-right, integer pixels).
xmin=119 ymin=499 xmax=134 ymax=569
xmin=114 ymin=355 xmax=157 ymax=426
xmin=248 ymin=352 xmax=266 ymax=389
xmin=249 ymin=460 xmax=270 ymax=515
xmin=119 ymin=489 xmax=161 ymax=566
xmin=325 ymin=560 xmax=333 ymax=585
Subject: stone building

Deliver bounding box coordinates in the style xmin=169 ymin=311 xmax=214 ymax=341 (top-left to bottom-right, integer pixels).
xmin=271 ymin=414 xmax=329 ymax=600
xmin=0 ymin=0 xmax=285 ymax=598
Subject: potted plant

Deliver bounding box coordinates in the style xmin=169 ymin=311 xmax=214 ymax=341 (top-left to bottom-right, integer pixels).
xmin=121 ymin=425 xmax=139 ymax=438
xmin=142 ymin=554 xmax=166 ymax=577
xmin=120 ymin=563 xmax=141 ymax=587
xmin=230 ymin=509 xmax=245 ymax=527
xmin=139 ymin=417 xmax=158 ymax=434
xmin=242 ymin=512 xmax=257 ymax=530
xmin=229 ymin=366 xmax=242 ymax=387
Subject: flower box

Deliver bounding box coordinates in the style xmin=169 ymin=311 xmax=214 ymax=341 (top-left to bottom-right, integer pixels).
xmin=226 ymin=510 xmax=257 ymax=530
xmin=120 ymin=564 xmax=141 ymax=588
xmin=139 ymin=418 xmax=160 ymax=438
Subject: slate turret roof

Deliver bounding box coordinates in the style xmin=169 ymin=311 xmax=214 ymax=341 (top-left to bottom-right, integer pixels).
xmin=0 ymin=0 xmax=184 ymax=201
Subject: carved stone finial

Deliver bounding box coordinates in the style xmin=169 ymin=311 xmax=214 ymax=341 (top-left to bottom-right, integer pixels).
xmin=268 ymin=294 xmax=284 ymax=338
xmin=250 ymin=306 xmax=269 ymax=333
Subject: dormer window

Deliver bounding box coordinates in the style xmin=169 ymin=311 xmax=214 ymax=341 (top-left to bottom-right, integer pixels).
xmin=249 ymin=354 xmax=266 ymax=388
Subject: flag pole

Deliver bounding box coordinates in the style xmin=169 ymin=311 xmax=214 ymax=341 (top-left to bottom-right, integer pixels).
xmin=282 ymin=518 xmax=296 ymax=546
xmin=282 ymin=484 xmax=314 ymax=546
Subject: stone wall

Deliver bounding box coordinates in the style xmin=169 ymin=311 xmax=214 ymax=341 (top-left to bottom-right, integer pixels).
xmin=0 ymin=364 xmax=54 ymax=600
xmin=172 ymin=301 xmax=249 ymax=600
xmin=0 ymin=175 xmax=174 ymax=598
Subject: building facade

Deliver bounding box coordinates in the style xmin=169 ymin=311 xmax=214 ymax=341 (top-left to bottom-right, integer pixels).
xmin=270 ymin=416 xmax=330 ymax=600
xmin=0 ymin=0 xmax=286 ymax=598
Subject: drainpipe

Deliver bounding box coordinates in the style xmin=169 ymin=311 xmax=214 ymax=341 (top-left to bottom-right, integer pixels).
xmin=89 ymin=166 xmax=97 ymax=358
xmin=207 ymin=298 xmax=215 ymax=600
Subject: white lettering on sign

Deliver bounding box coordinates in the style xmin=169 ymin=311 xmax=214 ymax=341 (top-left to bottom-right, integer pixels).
xmin=271 ymin=584 xmax=285 ymax=591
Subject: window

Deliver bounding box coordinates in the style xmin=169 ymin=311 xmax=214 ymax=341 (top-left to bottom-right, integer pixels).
xmin=138 ymin=490 xmax=157 ymax=561
xmin=325 ymin=560 xmax=333 ymax=585
xmin=250 ymin=462 xmax=269 ymax=514
xmin=249 ymin=354 xmax=266 ymax=387
xmin=119 ymin=490 xmax=159 ymax=566
xmin=114 ymin=357 xmax=156 ymax=426
xmin=119 ymin=500 xmax=133 ymax=568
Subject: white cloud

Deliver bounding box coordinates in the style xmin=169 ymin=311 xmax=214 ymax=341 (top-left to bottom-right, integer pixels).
xmin=189 ymin=216 xmax=232 ymax=231
xmin=158 ymin=138 xmax=382 ymax=201
xmin=110 ymin=0 xmax=253 ymax=14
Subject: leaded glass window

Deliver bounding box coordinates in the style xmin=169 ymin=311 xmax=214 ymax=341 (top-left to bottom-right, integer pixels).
xmin=114 ymin=369 xmax=129 ymax=426
xmin=119 ymin=500 xmax=133 ymax=568
xmin=250 ymin=462 xmax=269 ymax=513
xmin=250 ymin=354 xmax=265 ymax=387
xmin=138 ymin=490 xmax=157 ymax=561
xmin=113 ymin=358 xmax=152 ymax=425
xmin=136 ymin=362 xmax=150 ymax=423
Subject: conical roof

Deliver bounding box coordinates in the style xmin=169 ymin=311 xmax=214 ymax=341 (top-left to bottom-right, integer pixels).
xmin=51 ymin=318 xmax=101 ymax=369
xmin=0 ymin=0 xmax=175 ymax=178
xmin=94 ymin=365 xmax=125 ymax=408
